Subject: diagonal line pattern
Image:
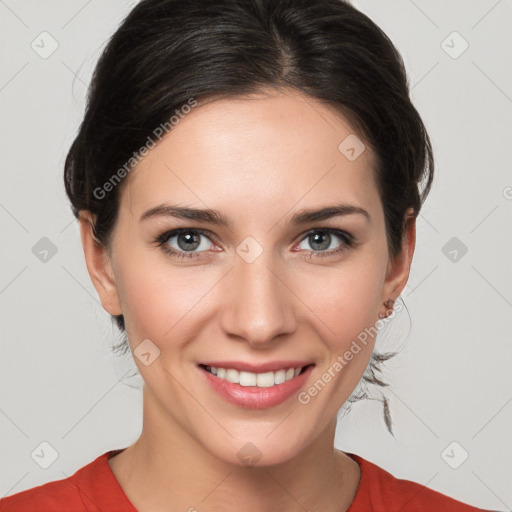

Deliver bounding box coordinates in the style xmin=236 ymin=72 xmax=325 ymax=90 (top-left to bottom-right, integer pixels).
xmin=0 ymin=1 xmax=508 ymax=506
xmin=1 ymin=472 xmax=29 ymax=499
xmin=0 ymin=202 xmax=29 ymax=233
xmin=61 ymin=0 xmax=93 ymax=29
xmin=0 ymin=62 xmax=29 ymax=93
xmin=263 ymin=470 xmax=309 ymax=511
xmin=162 ymin=268 xmax=234 ymax=338
xmin=296 ymin=90 xmax=337 ymax=131
xmin=163 ymin=161 xmax=335 ymax=336
xmin=0 ymin=408 xmax=29 ymax=438
xmin=418 ymin=212 xmax=439 ymax=234
xmin=0 ymin=266 xmax=29 ymax=296
xmin=265 ymin=409 xmax=295 ymax=438
xmin=471 ymin=397 xmax=512 ymax=439
xmin=266 ymin=164 xmax=336 ymax=234
xmin=469 ymin=205 xmax=499 ymax=233
xmin=265 ymin=265 xmax=336 ymax=335
xmin=405 ymin=265 xmax=438 ymax=296
xmin=0 ymin=0 xmax=29 ymax=28
xmin=471 ymin=61 xmax=512 ymax=104
xmin=60 ymin=470 xmax=106 ymax=512
xmin=388 ymin=389 xmax=439 ymax=438
xmin=411 ymin=62 xmax=439 ymax=91
xmin=61 ymin=60 xmax=88 ymax=87
xmin=164 ymin=163 xmax=212 ymax=210
xmin=60 ymin=218 xmax=76 ymax=233
xmin=471 ymin=470 xmax=511 ymax=510
xmin=471 ymin=0 xmax=503 ymax=30
xmin=398 ymin=472 xmax=439 ymax=511
xmin=60 ymin=265 xmax=102 ymax=306
xmin=408 ymin=0 xmax=439 ymax=28
xmin=61 ymin=369 xmax=132 ymax=439
xmin=471 ymin=265 xmax=512 ymax=308
xmin=198 ymin=470 xmax=234 ymax=504
xmin=161 ymin=367 xmax=234 ymax=438
xmin=233 ymin=47 xmax=338 ymax=134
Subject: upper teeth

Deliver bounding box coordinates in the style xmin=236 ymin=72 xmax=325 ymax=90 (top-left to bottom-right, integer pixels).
xmin=206 ymin=366 xmax=303 ymax=387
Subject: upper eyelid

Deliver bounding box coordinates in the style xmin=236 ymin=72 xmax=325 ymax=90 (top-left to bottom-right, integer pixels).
xmin=159 ymin=227 xmax=352 ymax=249
xmin=296 ymin=229 xmax=353 ymax=249
xmin=163 ymin=227 xmax=219 ymax=243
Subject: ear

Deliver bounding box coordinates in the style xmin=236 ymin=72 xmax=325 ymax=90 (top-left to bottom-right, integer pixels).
xmin=78 ymin=211 xmax=123 ymax=316
xmin=380 ymin=208 xmax=416 ymax=311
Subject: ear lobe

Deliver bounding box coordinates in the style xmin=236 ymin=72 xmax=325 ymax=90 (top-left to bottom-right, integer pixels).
xmin=78 ymin=211 xmax=123 ymax=316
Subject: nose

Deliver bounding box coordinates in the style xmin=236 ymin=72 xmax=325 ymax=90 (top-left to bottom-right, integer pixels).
xmin=219 ymin=253 xmax=297 ymax=348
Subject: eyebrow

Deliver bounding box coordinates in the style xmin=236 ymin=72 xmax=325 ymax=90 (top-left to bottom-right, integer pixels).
xmin=139 ymin=203 xmax=370 ymax=227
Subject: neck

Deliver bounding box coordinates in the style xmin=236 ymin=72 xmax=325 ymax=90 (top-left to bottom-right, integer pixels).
xmin=109 ymin=387 xmax=361 ymax=512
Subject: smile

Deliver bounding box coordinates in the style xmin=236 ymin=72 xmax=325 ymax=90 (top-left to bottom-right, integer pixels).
xmin=198 ymin=363 xmax=315 ymax=409
xmin=202 ymin=365 xmax=308 ymax=387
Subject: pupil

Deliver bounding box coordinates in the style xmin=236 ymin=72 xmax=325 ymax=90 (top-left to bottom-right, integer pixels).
xmin=310 ymin=231 xmax=330 ymax=251
xmin=178 ymin=232 xmax=200 ymax=251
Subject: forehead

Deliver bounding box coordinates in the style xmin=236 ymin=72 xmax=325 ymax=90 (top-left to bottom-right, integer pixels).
xmin=122 ymin=88 xmax=380 ymax=224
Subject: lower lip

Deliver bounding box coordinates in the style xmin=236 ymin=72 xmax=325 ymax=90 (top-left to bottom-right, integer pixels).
xmin=199 ymin=365 xmax=314 ymax=409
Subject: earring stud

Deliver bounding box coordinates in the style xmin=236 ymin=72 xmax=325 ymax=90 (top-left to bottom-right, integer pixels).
xmin=379 ymin=298 xmax=395 ymax=319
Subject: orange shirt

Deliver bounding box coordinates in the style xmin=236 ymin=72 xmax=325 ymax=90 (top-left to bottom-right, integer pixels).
xmin=0 ymin=450 xmax=493 ymax=511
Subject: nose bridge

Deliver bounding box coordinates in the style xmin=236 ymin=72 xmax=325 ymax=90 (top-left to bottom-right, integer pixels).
xmin=220 ymin=249 xmax=296 ymax=345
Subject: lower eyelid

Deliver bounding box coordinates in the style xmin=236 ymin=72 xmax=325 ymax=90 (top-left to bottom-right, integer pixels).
xmin=157 ymin=228 xmax=354 ymax=258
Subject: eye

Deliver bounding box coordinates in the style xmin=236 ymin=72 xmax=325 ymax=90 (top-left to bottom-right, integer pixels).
xmin=154 ymin=227 xmax=355 ymax=261
xmin=296 ymin=229 xmax=354 ymax=258
xmin=155 ymin=228 xmax=216 ymax=259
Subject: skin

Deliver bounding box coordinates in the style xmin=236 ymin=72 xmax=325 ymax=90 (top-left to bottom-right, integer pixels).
xmin=79 ymin=87 xmax=415 ymax=512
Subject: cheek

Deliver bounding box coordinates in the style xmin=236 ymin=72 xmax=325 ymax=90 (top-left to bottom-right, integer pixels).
xmin=293 ymin=258 xmax=385 ymax=342
xmin=289 ymin=250 xmax=387 ymax=402
xmin=112 ymin=245 xmax=169 ymax=333
xmin=114 ymin=249 xmax=220 ymax=344
xmin=114 ymin=232 xmax=387 ymax=355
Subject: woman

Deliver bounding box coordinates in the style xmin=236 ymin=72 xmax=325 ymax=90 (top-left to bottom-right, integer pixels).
xmin=0 ymin=0 xmax=498 ymax=510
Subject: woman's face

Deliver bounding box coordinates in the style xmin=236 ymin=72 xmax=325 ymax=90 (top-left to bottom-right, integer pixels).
xmin=81 ymin=88 xmax=414 ymax=466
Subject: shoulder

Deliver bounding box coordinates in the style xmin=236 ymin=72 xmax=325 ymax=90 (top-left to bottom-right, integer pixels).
xmin=0 ymin=451 xmax=130 ymax=512
xmin=347 ymin=453 xmax=495 ymax=512
xmin=0 ymin=475 xmax=85 ymax=512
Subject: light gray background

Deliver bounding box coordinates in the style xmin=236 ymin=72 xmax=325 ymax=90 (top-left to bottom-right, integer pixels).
xmin=1 ymin=0 xmax=511 ymax=510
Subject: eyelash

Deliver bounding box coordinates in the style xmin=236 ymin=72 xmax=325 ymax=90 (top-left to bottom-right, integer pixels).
xmin=154 ymin=228 xmax=355 ymax=261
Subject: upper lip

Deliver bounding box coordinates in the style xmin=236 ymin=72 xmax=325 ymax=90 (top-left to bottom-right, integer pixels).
xmin=199 ymin=360 xmax=314 ymax=373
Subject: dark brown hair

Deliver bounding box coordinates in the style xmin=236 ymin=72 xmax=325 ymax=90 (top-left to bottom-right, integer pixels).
xmin=63 ymin=0 xmax=434 ymax=433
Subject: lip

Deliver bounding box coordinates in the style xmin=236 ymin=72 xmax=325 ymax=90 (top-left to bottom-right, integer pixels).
xmin=198 ymin=360 xmax=313 ymax=373
xmin=198 ymin=363 xmax=315 ymax=409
